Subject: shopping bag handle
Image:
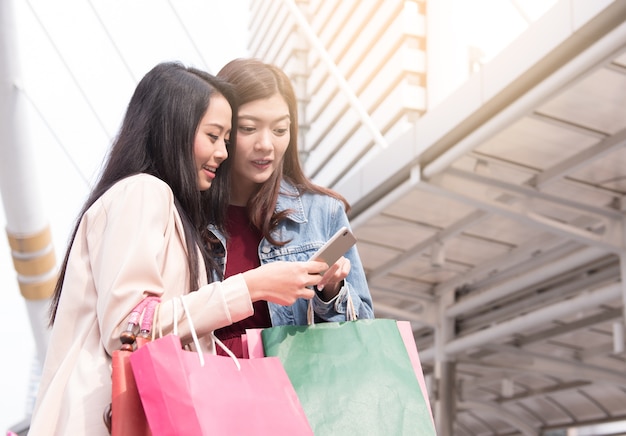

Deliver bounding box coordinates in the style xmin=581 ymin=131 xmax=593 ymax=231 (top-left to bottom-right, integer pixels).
xmin=307 ymin=286 xmax=357 ymax=325
xmin=119 ymin=295 xmax=160 ymax=350
xmin=176 ymin=296 xmax=241 ymax=371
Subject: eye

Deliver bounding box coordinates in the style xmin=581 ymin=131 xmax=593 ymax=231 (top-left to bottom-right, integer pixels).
xmin=208 ymin=134 xmax=219 ymax=142
xmin=225 ymin=138 xmax=231 ymax=147
xmin=239 ymin=125 xmax=255 ymax=133
xmin=274 ymin=128 xmax=288 ymax=136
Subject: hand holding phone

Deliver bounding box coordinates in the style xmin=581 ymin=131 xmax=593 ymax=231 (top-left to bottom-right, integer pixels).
xmin=309 ymin=227 xmax=357 ymax=267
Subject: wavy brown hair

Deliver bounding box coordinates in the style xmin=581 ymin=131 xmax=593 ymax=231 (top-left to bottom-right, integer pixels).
xmin=216 ymin=58 xmax=349 ymax=245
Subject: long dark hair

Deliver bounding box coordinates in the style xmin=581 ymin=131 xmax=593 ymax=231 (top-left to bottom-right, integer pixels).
xmin=49 ymin=62 xmax=237 ymax=324
xmin=216 ymin=58 xmax=348 ymax=245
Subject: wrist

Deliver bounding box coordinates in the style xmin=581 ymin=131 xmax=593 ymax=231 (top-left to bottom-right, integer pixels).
xmin=242 ymin=269 xmax=263 ymax=302
xmin=315 ymin=280 xmax=344 ymax=301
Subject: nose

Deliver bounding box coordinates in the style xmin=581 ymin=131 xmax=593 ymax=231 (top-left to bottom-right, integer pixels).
xmin=214 ymin=138 xmax=228 ymax=163
xmin=255 ymin=128 xmax=273 ymax=151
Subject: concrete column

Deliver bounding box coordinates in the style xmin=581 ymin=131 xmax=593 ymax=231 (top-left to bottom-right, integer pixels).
xmin=434 ymin=290 xmax=456 ymax=435
xmin=0 ymin=0 xmax=54 ymax=369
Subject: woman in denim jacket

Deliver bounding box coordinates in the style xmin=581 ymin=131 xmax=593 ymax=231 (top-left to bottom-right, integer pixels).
xmin=209 ymin=58 xmax=374 ymax=357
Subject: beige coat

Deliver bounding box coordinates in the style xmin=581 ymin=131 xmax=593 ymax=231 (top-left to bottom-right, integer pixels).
xmin=29 ymin=174 xmax=253 ymax=436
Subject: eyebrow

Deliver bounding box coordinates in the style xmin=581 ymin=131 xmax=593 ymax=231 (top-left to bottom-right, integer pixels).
xmin=238 ymin=114 xmax=290 ymax=122
xmin=201 ymin=122 xmax=230 ymax=131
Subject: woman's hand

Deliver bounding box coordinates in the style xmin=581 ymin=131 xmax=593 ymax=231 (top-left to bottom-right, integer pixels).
xmin=243 ymin=260 xmax=328 ymax=305
xmin=316 ymin=256 xmax=351 ymax=300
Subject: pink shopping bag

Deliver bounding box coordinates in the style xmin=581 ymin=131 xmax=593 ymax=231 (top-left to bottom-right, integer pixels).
xmin=130 ymin=333 xmax=313 ymax=436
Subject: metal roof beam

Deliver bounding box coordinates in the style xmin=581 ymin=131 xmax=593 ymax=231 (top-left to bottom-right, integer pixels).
xmin=420 ymin=282 xmax=622 ymax=361
xmin=422 ymin=176 xmax=623 ymax=252
xmin=446 ymin=166 xmax=623 ymax=220
xmin=457 ymin=401 xmax=537 ymax=436
xmin=531 ymin=126 xmax=626 ymax=188
xmin=447 ymin=247 xmax=610 ymax=318
xmin=482 ymin=343 xmax=626 ymax=387
xmin=367 ymin=209 xmax=488 ymax=281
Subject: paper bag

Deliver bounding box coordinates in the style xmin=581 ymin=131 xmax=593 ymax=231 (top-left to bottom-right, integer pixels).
xmin=256 ymin=319 xmax=437 ymax=436
xmin=130 ymin=334 xmax=313 ymax=435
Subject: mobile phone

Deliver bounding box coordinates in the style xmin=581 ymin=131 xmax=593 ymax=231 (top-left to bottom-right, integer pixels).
xmin=309 ymin=226 xmax=357 ymax=266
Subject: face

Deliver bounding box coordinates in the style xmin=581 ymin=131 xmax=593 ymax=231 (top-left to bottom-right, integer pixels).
xmin=194 ymin=94 xmax=232 ymax=191
xmin=231 ymin=93 xmax=290 ymax=205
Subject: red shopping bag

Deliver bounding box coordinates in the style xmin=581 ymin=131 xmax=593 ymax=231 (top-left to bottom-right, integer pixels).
xmin=130 ymin=298 xmax=313 ymax=436
xmin=105 ymin=296 xmax=160 ymax=436
xmin=108 ymin=336 xmax=152 ymax=435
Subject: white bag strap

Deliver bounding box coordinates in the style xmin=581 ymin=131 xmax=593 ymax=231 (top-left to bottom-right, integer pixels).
xmin=346 ymin=291 xmax=357 ymax=321
xmin=172 ymin=297 xmax=179 ymax=336
xmin=211 ymin=333 xmax=241 ymax=371
xmin=178 ymin=296 xmax=241 ymax=371
xmin=307 ymin=298 xmax=314 ymax=325
xmin=178 ymin=297 xmax=204 ymax=366
xmin=307 ymin=284 xmax=357 ymax=325
xmin=151 ymin=302 xmax=161 ymax=341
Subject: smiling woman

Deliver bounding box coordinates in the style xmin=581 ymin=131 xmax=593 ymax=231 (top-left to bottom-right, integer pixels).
xmin=27 ymin=62 xmax=242 ymax=435
xmin=193 ymin=94 xmax=232 ymax=192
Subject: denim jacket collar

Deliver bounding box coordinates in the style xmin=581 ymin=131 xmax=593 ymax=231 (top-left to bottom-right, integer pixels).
xmin=277 ymin=179 xmax=308 ymax=224
xmin=208 ymin=178 xmax=306 ymax=237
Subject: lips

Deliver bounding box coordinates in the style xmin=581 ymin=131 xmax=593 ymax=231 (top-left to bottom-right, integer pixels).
xmin=251 ymin=159 xmax=273 ymax=171
xmin=202 ymin=165 xmax=217 ymax=179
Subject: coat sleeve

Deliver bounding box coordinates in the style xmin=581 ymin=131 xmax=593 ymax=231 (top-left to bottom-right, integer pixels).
xmin=86 ymin=176 xmax=252 ymax=355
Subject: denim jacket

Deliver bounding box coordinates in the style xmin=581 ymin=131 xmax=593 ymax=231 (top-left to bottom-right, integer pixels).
xmin=208 ymin=180 xmax=375 ymax=326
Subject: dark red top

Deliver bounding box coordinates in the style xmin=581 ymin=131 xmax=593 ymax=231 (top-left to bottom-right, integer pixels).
xmin=214 ymin=205 xmax=271 ymax=358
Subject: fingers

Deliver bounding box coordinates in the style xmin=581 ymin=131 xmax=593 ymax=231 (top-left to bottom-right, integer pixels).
xmin=306 ymin=260 xmax=329 ymax=275
xmin=318 ymin=257 xmax=350 ymax=287
xmin=299 ymin=287 xmax=316 ymax=300
xmin=304 ymin=269 xmax=324 ymax=288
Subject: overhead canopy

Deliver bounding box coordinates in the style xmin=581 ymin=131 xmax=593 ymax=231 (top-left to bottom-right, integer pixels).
xmin=336 ymin=2 xmax=626 ymax=433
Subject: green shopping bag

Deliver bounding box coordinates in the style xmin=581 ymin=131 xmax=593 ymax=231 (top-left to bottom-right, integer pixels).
xmin=261 ymin=319 xmax=436 ymax=436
